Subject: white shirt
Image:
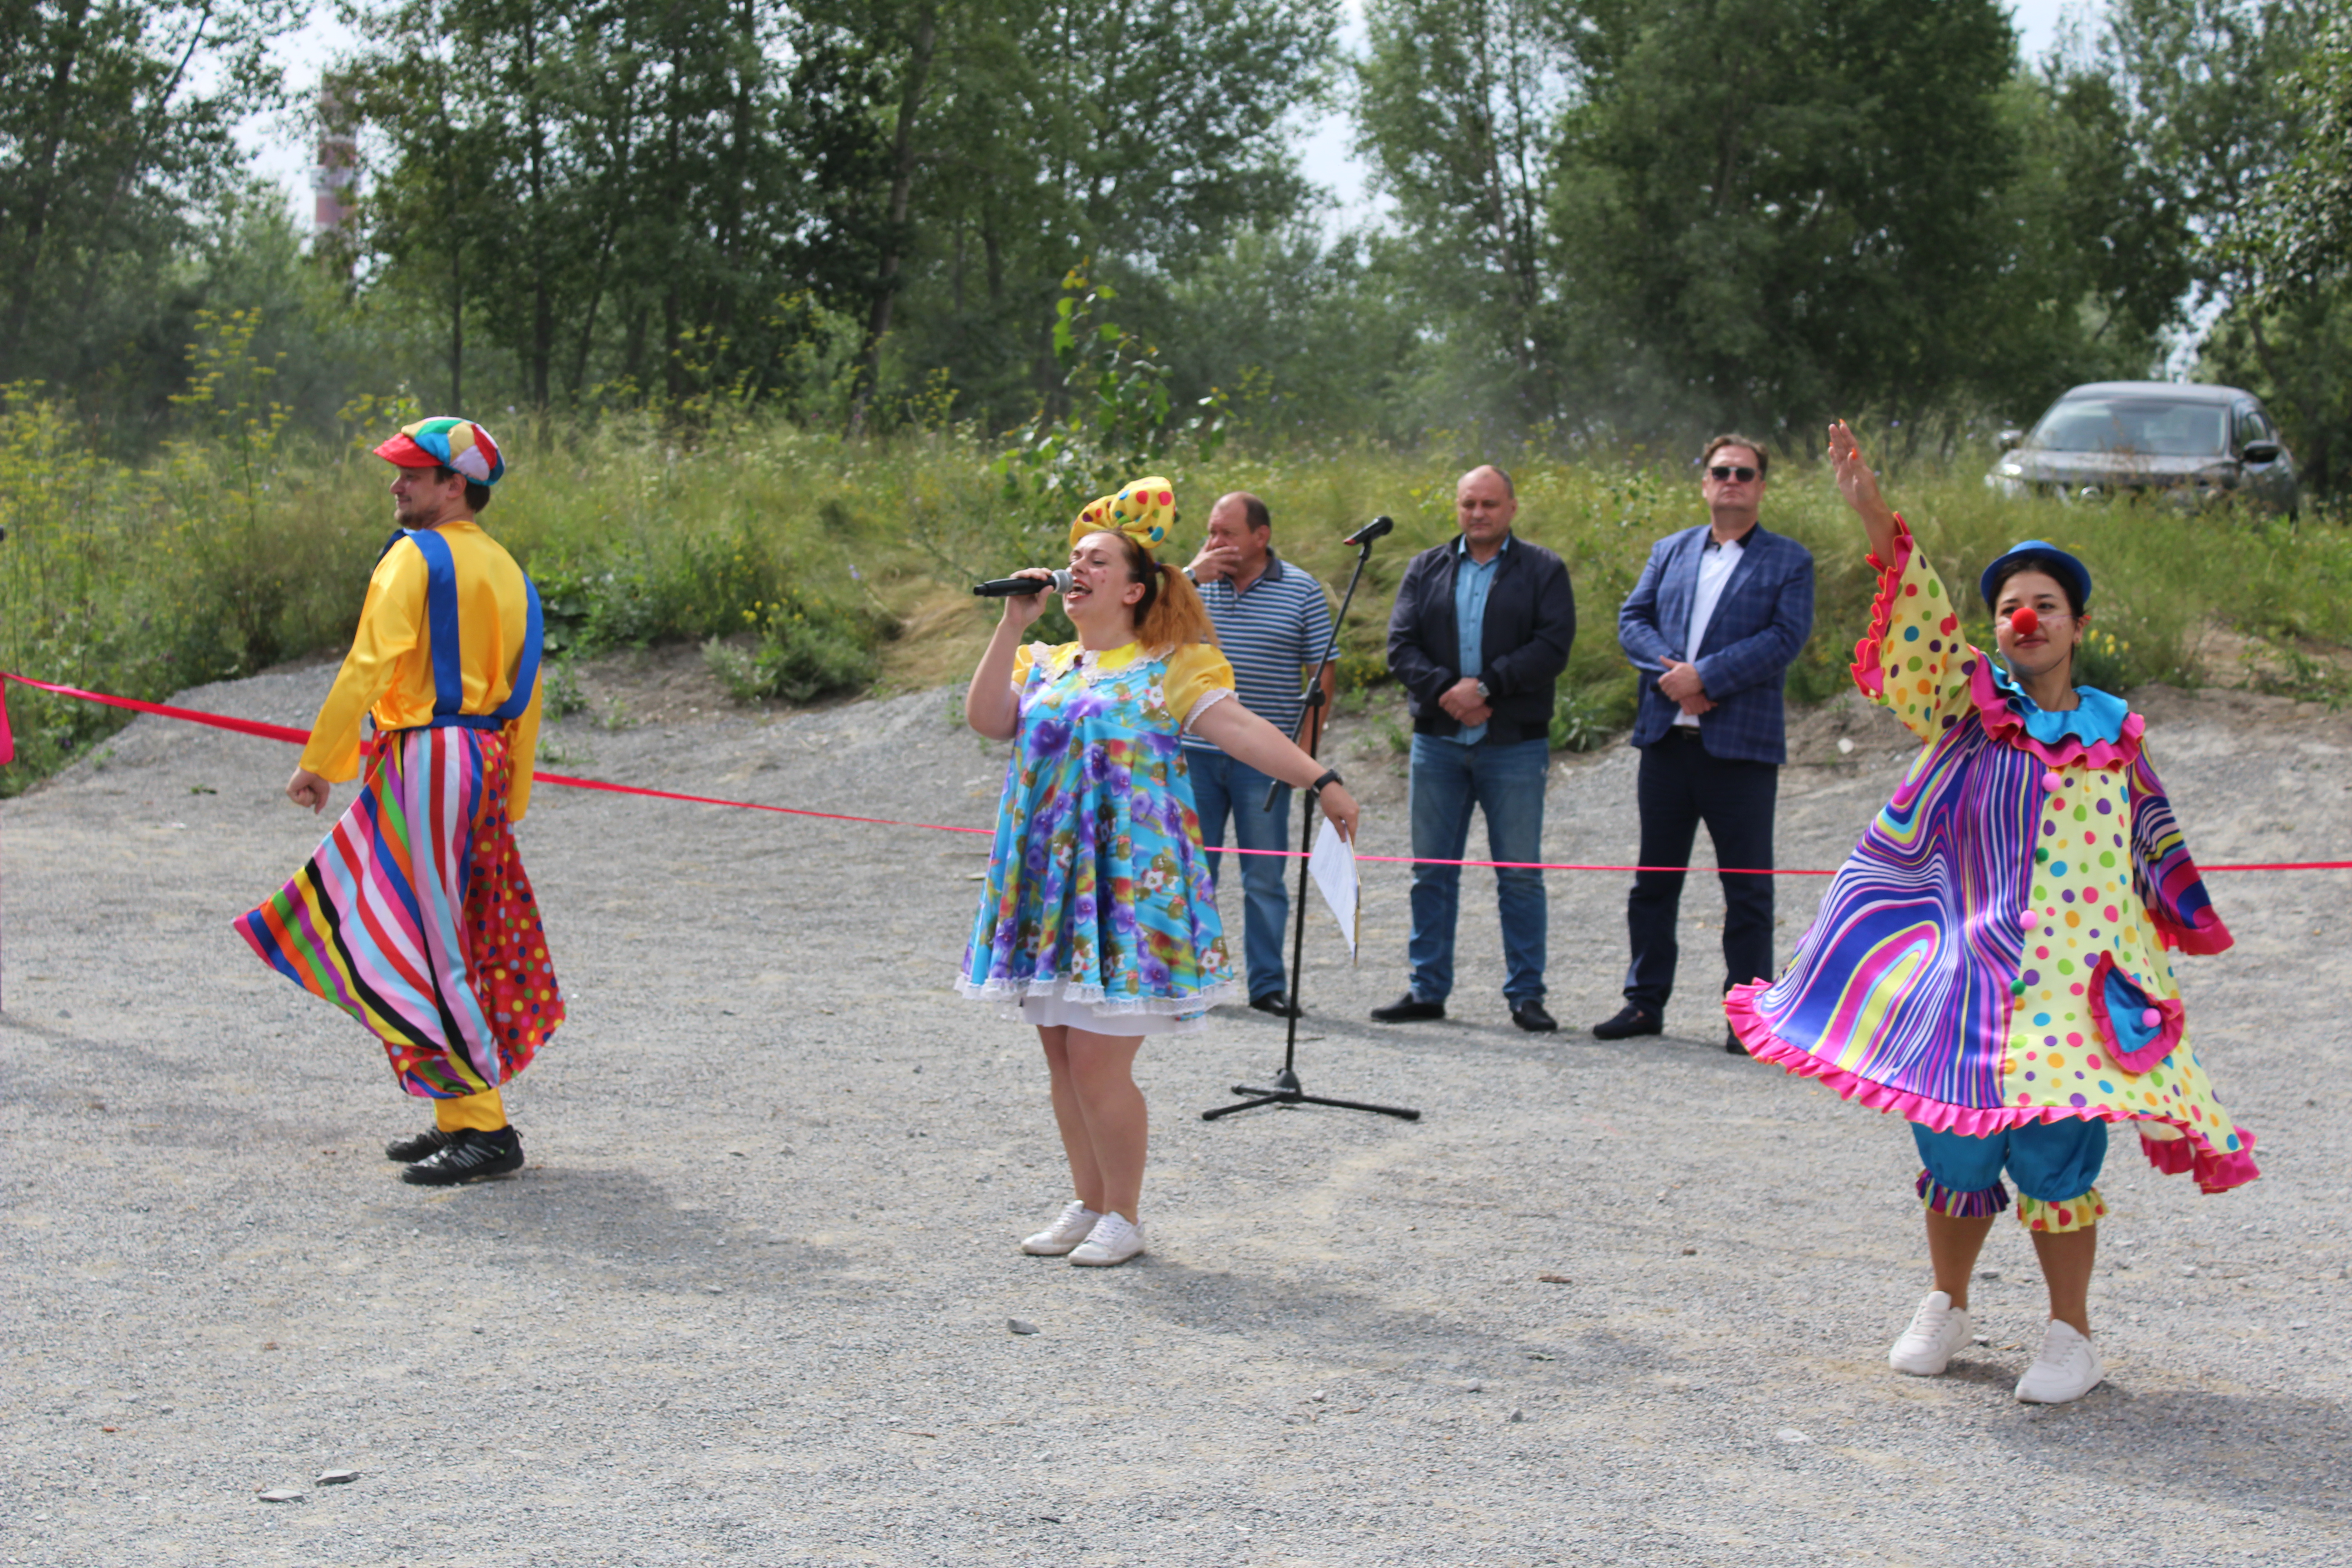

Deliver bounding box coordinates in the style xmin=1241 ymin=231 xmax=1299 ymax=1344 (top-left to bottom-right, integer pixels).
xmin=1673 ymin=533 xmax=1747 ymax=729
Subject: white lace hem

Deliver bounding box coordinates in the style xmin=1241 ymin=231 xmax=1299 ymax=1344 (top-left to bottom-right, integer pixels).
xmin=956 ymin=970 xmax=1242 ymax=1022
xmin=1182 ymin=686 xmax=1235 ymax=732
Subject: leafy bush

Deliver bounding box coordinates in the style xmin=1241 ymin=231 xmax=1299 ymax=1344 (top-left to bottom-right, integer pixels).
xmin=703 ymin=593 xmax=882 ymax=705
xmin=1549 ymin=681 xmax=1635 ymax=753
xmin=9 ymin=368 xmax=2352 ymax=799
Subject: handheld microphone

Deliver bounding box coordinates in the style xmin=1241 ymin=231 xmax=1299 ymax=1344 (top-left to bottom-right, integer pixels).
xmin=1342 ymin=514 xmax=1395 ymax=546
xmin=971 ymin=568 xmax=1073 ymax=598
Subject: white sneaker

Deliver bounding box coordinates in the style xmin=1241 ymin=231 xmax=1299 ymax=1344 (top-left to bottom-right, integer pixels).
xmin=1068 ymin=1211 xmax=1146 ymax=1267
xmin=2014 ymin=1319 xmax=2102 ymax=1404
xmin=1888 ymin=1290 xmax=1972 ymax=1375
xmin=1019 ymin=1200 xmax=1101 ymax=1256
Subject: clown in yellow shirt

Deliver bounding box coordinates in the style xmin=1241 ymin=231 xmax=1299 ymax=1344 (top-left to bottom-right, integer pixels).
xmin=238 ymin=416 xmax=565 ymax=1186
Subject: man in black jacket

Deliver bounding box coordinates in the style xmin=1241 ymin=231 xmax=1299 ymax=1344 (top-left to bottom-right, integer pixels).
xmin=1373 ymin=465 xmax=1577 ymax=1031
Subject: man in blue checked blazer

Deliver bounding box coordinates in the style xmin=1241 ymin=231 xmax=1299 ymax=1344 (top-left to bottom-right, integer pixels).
xmin=1596 ymin=435 xmax=1814 ymax=1053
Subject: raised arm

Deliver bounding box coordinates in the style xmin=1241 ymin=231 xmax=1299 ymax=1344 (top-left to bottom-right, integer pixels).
xmin=1828 ymin=421 xmax=1899 ymax=563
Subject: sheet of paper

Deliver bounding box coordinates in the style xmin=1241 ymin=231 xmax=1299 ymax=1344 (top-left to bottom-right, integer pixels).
xmin=1309 ymin=818 xmax=1359 ymax=963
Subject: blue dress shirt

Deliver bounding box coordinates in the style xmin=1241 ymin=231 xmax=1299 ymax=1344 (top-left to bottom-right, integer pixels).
xmin=1450 ymin=534 xmax=1510 ymax=745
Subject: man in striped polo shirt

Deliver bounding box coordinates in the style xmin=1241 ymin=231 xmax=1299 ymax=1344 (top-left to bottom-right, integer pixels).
xmin=1183 ymin=491 xmax=1336 ymax=1017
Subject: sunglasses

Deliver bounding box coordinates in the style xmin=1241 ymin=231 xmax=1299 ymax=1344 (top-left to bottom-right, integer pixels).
xmin=1707 ymin=465 xmax=1759 ymax=482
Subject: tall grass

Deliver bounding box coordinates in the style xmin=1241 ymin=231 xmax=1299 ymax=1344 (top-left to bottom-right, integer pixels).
xmin=3 ymin=388 xmax=2342 ymax=796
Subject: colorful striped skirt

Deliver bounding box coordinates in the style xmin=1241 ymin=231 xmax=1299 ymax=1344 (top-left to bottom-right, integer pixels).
xmin=238 ymin=726 xmax=563 ymax=1098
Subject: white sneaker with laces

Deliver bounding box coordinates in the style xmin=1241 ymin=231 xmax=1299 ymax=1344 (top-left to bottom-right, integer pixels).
xmin=1020 ymin=1200 xmax=1102 ymax=1256
xmin=1888 ymin=1290 xmax=1973 ymax=1376
xmin=1067 ymin=1211 xmax=1146 ymax=1267
xmin=2014 ymin=1319 xmax=2102 ymax=1404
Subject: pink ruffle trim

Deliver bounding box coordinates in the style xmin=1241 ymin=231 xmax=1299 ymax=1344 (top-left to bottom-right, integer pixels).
xmin=1847 ymin=516 xmax=1915 ymax=701
xmin=2136 ymin=1130 xmax=2259 ymax=1188
xmin=2083 ymin=951 xmax=2184 ymax=1073
xmin=2155 ymin=903 xmax=2234 ymax=956
xmin=1964 ymin=655 xmax=2146 ymax=769
xmin=1725 ymin=982 xmax=2260 ymax=1194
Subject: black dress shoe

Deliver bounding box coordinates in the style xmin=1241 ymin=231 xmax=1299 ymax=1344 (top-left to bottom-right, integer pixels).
xmin=1592 ymin=1004 xmax=1663 ymax=1039
xmin=1725 ymin=1025 xmax=1748 ymax=1055
xmin=401 ymin=1127 xmax=525 ymax=1186
xmin=1248 ymin=991 xmax=1298 ymax=1018
xmin=1369 ymin=993 xmax=1445 ymax=1023
xmin=1510 ymin=1000 xmax=1558 ymax=1033
xmin=385 ymin=1126 xmax=454 ymax=1163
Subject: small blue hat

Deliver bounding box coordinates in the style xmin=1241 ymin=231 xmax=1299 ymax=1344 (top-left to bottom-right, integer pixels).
xmin=1980 ymin=539 xmax=2092 ymax=613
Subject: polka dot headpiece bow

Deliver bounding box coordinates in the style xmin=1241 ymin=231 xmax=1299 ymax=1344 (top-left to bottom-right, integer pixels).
xmin=1069 ymin=477 xmax=1177 ymax=554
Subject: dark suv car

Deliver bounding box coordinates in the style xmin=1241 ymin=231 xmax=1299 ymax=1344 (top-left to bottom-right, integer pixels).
xmin=1986 ymin=381 xmax=2299 ymax=517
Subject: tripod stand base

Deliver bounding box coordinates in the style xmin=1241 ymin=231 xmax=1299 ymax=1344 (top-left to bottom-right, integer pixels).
xmin=1196 ymin=529 xmax=1419 ymax=1127
xmin=1201 ymin=1066 xmax=1420 ymax=1122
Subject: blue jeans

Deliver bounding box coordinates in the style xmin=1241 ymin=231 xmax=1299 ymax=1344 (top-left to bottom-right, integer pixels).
xmin=1186 ymin=747 xmax=1293 ymax=1000
xmin=1406 ymin=734 xmax=1549 ymax=1004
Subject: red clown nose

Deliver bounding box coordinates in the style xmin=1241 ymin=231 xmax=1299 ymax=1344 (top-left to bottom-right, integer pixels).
xmin=2008 ymin=606 xmax=2040 ymax=637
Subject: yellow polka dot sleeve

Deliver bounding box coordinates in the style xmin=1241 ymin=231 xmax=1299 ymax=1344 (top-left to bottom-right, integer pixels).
xmin=1852 ymin=516 xmax=1975 ymax=745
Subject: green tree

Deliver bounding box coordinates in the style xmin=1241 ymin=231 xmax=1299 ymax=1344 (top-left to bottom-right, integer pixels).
xmin=0 ymin=0 xmax=294 ymax=415
xmin=1353 ymin=0 xmax=1572 ymax=426
xmin=344 ymin=0 xmax=809 ymax=413
xmin=1148 ymin=225 xmax=1422 ymax=443
xmin=2259 ymin=12 xmax=2352 ymax=298
xmin=791 ymin=0 xmax=1338 ymax=432
xmin=1966 ymin=63 xmax=2192 ymax=423
xmin=1548 ymin=0 xmax=2023 ymax=442
xmin=2103 ymin=0 xmax=2338 ymax=489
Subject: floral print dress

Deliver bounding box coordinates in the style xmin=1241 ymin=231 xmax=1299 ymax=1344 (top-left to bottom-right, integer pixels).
xmin=959 ymin=639 xmax=1242 ymax=1033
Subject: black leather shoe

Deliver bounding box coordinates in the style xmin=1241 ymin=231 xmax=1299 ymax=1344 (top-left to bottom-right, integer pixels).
xmin=401 ymin=1127 xmax=524 ymax=1186
xmin=1249 ymin=992 xmax=1298 ymax=1018
xmin=1592 ymin=1004 xmax=1663 ymax=1039
xmin=385 ymin=1126 xmax=454 ymax=1163
xmin=1725 ymin=1025 xmax=1748 ymax=1055
xmin=1510 ymin=1000 xmax=1558 ymax=1033
xmin=1370 ymin=993 xmax=1445 ymax=1023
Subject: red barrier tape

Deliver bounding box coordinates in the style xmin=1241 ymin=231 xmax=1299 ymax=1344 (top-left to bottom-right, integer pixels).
xmin=4 ymin=671 xmax=2347 ymax=876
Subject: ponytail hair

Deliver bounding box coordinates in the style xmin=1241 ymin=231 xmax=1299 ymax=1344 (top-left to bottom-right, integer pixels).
xmin=1142 ymin=557 xmax=1218 ymax=652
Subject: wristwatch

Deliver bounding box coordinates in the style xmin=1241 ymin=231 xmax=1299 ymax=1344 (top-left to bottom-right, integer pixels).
xmin=1474 ymin=679 xmax=1492 ymax=701
xmin=1311 ymin=768 xmax=1345 ymax=793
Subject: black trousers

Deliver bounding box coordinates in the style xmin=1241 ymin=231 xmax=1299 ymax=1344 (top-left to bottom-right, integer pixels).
xmin=1622 ymin=730 xmax=1779 ymax=1013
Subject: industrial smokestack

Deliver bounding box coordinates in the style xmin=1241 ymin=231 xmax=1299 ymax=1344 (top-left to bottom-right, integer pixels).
xmin=312 ymin=80 xmax=358 ymax=238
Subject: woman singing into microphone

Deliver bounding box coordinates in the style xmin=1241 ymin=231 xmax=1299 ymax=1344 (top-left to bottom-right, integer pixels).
xmin=960 ymin=478 xmax=1359 ymax=1267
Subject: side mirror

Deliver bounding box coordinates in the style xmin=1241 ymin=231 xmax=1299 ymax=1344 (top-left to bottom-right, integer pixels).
xmin=2242 ymin=441 xmax=2282 ymax=464
xmin=1997 ymin=428 xmax=2024 ymax=451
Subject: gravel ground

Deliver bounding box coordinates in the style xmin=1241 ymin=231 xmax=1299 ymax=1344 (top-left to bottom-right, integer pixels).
xmin=3 ymin=662 xmax=2349 ymax=1567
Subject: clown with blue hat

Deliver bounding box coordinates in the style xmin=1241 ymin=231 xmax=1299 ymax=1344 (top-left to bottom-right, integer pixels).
xmin=1723 ymin=421 xmax=2254 ymax=1408
xmin=238 ymin=415 xmax=563 ymax=1186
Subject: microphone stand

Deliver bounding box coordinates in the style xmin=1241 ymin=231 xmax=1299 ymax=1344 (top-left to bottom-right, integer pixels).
xmin=1202 ymin=527 xmax=1420 ymax=1123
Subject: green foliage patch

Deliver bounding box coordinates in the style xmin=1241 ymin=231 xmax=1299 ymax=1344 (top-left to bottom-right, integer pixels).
xmin=5 ymin=379 xmax=2347 ymax=797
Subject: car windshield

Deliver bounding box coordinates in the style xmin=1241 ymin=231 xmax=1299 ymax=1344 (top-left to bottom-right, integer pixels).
xmin=2027 ymin=397 xmax=2229 ymax=457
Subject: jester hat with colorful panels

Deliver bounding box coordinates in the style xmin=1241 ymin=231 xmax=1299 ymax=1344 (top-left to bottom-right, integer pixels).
xmin=1069 ymin=477 xmax=1177 ymax=552
xmin=372 ymin=416 xmax=507 ymax=486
